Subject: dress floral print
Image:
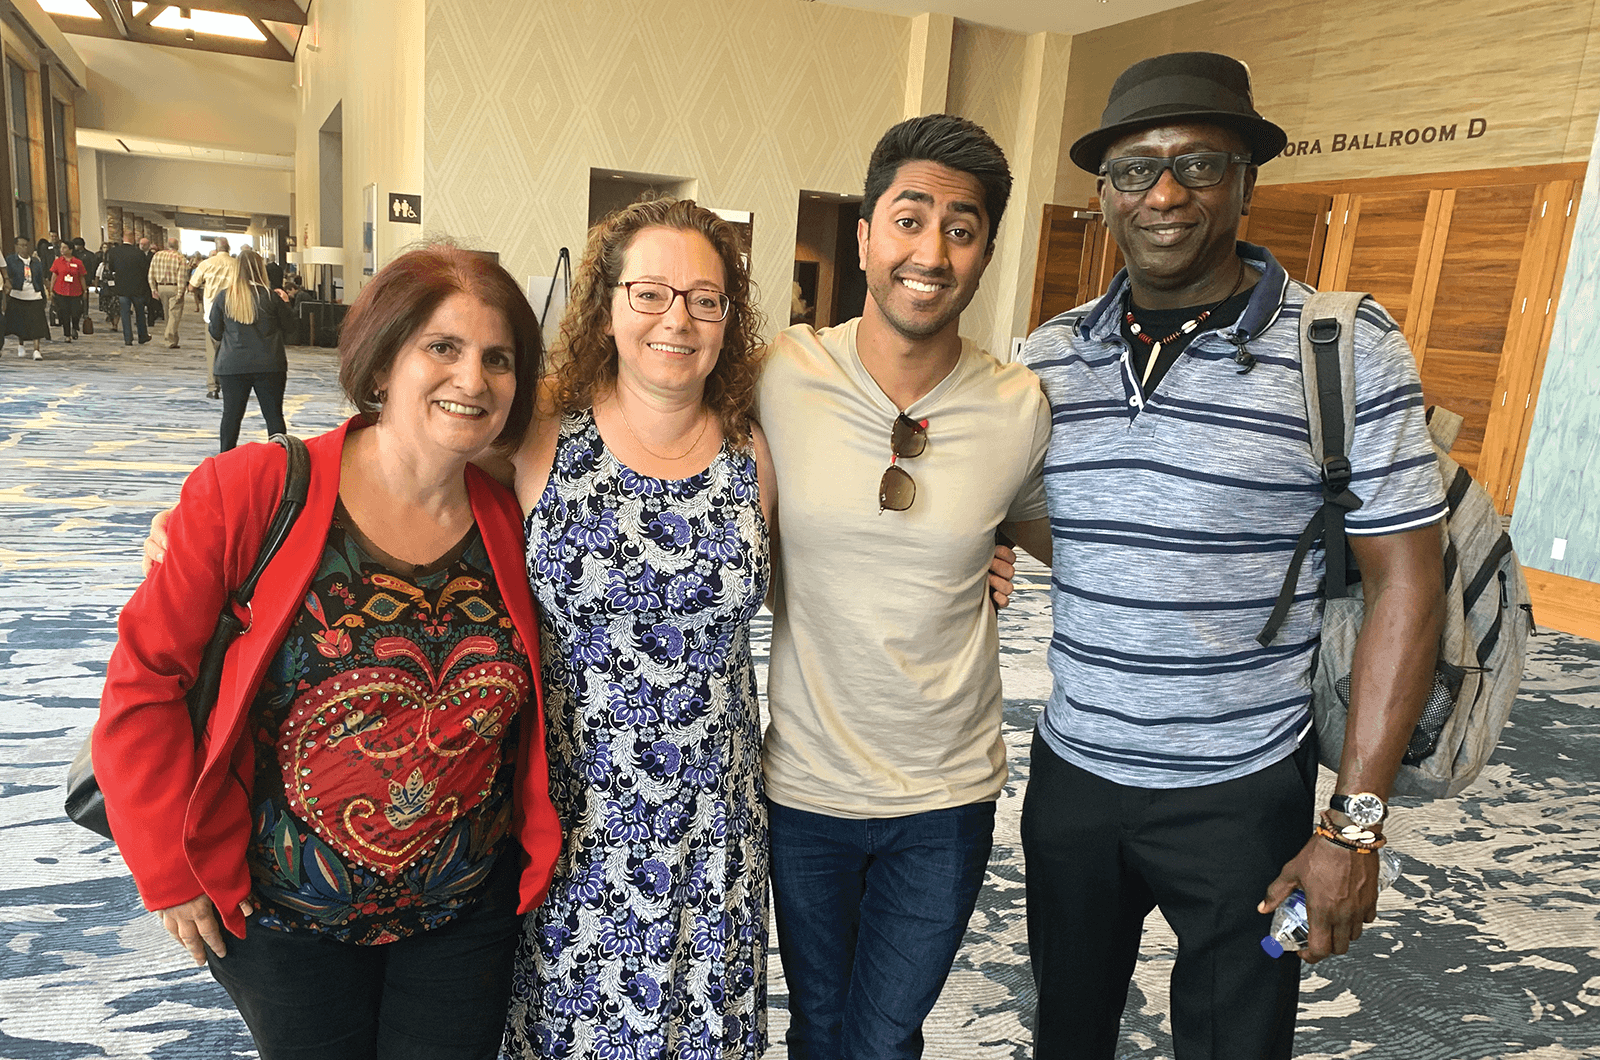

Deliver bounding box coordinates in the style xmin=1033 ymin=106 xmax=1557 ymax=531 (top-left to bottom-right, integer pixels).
xmin=505 ymin=410 xmax=770 ymax=1060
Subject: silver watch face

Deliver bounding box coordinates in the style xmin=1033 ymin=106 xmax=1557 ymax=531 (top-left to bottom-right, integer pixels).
xmin=1344 ymin=792 xmax=1386 ymax=827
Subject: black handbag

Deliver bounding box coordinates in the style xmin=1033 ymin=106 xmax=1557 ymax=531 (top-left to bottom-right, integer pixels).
xmin=65 ymin=434 xmax=311 ymax=840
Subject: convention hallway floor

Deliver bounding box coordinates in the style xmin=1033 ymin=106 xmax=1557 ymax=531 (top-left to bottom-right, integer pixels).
xmin=2 ymin=311 xmax=1597 ymax=1059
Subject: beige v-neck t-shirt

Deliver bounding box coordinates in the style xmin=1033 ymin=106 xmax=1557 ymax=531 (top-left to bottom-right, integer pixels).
xmin=757 ymin=320 xmax=1051 ymax=818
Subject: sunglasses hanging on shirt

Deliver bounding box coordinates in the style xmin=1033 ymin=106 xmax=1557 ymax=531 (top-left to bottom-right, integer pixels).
xmin=878 ymin=413 xmax=928 ymax=512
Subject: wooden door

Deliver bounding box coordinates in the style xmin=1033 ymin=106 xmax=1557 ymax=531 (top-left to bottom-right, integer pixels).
xmin=1414 ymin=183 xmax=1540 ymax=479
xmin=1029 ymin=204 xmax=1112 ymax=330
xmin=1310 ymin=168 xmax=1581 ymax=512
xmin=1239 ymin=186 xmax=1330 ymax=287
xmin=1476 ymin=179 xmax=1579 ymax=512
xmin=1322 ymin=190 xmax=1439 ymax=343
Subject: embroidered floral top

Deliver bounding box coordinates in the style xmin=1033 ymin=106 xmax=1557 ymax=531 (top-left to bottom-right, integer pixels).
xmin=245 ymin=507 xmax=531 ymax=945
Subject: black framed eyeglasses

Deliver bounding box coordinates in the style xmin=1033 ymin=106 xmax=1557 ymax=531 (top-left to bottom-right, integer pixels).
xmin=878 ymin=413 xmax=927 ymax=513
xmin=1098 ymin=152 xmax=1253 ymax=194
xmin=615 ymin=281 xmax=732 ymax=322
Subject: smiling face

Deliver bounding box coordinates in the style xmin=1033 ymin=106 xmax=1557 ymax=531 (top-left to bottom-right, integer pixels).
xmin=1098 ymin=122 xmax=1256 ymax=309
xmin=858 ymin=160 xmax=992 ymax=342
xmin=375 ymin=291 xmax=517 ymax=459
xmin=605 ymin=226 xmax=728 ymax=402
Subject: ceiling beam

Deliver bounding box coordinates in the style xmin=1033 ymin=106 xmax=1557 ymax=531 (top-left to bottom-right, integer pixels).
xmin=178 ymin=0 xmax=309 ymax=26
xmin=247 ymin=16 xmax=292 ymax=60
xmin=47 ymin=13 xmax=125 ymax=42
xmin=45 ymin=11 xmax=296 ymax=60
xmin=81 ymin=0 xmax=130 ymax=38
xmin=132 ymin=3 xmax=164 ymax=27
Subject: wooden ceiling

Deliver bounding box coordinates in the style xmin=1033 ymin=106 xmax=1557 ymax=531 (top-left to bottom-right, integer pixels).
xmin=47 ymin=1 xmax=305 ymax=62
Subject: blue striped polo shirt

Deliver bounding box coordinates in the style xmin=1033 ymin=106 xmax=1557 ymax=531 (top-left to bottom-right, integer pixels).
xmin=1021 ymin=244 xmax=1447 ymax=788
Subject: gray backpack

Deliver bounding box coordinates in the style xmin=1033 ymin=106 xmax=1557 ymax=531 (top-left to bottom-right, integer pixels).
xmin=1257 ymin=291 xmax=1534 ymax=799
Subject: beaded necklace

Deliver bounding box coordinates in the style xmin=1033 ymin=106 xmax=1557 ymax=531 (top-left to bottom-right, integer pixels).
xmin=1124 ymin=260 xmax=1247 ymax=387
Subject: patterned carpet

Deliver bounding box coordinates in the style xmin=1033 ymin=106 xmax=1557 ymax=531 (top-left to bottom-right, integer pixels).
xmin=2 ymin=313 xmax=1597 ymax=1059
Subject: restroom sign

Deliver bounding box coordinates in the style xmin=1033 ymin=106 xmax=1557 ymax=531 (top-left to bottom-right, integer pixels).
xmin=388 ymin=193 xmax=422 ymax=223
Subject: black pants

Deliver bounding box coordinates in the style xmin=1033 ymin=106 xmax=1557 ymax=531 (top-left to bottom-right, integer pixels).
xmin=55 ymin=294 xmax=82 ymax=337
xmin=1022 ymin=731 xmax=1316 ymax=1060
xmin=218 ymin=370 xmax=287 ymax=451
xmin=206 ymin=852 xmax=521 ymax=1060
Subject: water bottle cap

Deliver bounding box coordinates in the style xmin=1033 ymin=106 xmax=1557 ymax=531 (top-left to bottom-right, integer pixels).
xmin=1260 ymin=935 xmax=1285 ymax=959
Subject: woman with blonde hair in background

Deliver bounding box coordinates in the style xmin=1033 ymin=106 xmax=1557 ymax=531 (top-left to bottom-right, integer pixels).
xmin=211 ymin=245 xmax=294 ymax=452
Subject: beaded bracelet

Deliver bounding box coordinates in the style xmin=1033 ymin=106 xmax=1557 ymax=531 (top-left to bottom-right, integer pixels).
xmin=1316 ymin=810 xmax=1387 ymax=853
xmin=1315 ymin=823 xmax=1383 ymax=853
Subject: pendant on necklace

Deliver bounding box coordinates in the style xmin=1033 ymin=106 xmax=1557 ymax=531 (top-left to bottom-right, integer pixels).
xmin=1142 ymin=341 xmax=1162 ymax=386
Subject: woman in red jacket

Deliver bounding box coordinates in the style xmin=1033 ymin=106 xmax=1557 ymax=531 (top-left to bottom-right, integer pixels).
xmin=94 ymin=245 xmax=561 ymax=1060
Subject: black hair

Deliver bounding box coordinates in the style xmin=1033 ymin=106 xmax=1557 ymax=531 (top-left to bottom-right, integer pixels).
xmin=859 ymin=114 xmax=1012 ymax=250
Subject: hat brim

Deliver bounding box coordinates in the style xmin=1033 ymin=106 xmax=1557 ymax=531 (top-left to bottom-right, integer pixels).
xmin=1069 ymin=110 xmax=1288 ymax=174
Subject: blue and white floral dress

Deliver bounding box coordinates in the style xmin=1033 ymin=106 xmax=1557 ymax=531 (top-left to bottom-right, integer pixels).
xmin=505 ymin=409 xmax=770 ymax=1060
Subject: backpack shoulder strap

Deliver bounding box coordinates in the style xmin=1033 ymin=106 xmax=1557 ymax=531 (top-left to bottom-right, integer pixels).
xmin=1257 ymin=291 xmax=1368 ymax=646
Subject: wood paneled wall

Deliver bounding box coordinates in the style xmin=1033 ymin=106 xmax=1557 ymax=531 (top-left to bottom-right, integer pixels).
xmin=1297 ymin=166 xmax=1582 ymax=512
xmin=1028 ymin=163 xmax=1582 ymax=519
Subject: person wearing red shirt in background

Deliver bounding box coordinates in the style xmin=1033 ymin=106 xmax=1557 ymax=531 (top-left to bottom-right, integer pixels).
xmin=49 ymin=241 xmax=87 ymax=341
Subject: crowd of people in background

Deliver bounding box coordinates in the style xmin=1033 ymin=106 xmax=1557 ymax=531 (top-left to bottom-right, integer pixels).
xmin=3 ymin=231 xmax=293 ymax=373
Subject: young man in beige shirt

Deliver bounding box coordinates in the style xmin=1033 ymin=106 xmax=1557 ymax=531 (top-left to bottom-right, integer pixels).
xmin=758 ymin=113 xmax=1052 ymax=1060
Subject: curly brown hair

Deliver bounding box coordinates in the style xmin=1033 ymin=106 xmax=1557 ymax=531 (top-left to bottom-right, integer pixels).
xmin=552 ymin=198 xmax=765 ymax=447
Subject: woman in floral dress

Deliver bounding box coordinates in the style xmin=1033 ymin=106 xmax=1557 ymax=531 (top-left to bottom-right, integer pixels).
xmin=502 ymin=198 xmax=775 ymax=1060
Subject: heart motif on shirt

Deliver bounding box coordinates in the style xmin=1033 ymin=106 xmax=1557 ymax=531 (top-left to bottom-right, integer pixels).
xmin=279 ymin=634 xmax=529 ymax=878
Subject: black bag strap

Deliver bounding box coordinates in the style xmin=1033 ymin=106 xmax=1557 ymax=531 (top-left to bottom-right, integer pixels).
xmin=182 ymin=433 xmax=310 ymax=740
xmin=1257 ymin=294 xmax=1367 ymax=646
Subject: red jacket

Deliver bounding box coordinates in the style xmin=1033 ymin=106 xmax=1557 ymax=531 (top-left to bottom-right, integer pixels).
xmin=95 ymin=418 xmax=561 ymax=937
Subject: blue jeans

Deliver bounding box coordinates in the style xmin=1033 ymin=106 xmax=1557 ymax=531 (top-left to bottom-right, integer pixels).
xmin=204 ymin=851 xmax=521 ymax=1060
xmin=119 ymin=294 xmax=148 ymax=343
xmin=768 ymin=799 xmax=996 ymax=1060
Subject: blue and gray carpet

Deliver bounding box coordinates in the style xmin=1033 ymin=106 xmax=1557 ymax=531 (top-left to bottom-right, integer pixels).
xmin=2 ymin=317 xmax=1596 ymax=1058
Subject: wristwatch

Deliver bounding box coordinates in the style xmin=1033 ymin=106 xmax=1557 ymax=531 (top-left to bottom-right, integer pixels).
xmin=1329 ymin=792 xmax=1387 ymax=828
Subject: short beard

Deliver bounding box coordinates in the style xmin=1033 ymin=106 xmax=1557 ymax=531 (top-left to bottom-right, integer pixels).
xmin=866 ymin=275 xmax=975 ymax=340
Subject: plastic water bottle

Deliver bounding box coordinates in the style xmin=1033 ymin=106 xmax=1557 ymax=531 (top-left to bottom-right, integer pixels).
xmin=1260 ymin=846 xmax=1403 ymax=958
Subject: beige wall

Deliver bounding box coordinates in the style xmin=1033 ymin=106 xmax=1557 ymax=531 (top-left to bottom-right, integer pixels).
xmin=292 ymin=0 xmax=425 ymax=298
xmin=1055 ymin=0 xmax=1600 ymax=205
xmin=424 ymin=0 xmax=909 ymax=340
xmin=945 ymin=21 xmax=1029 ymax=354
xmin=73 ymin=35 xmax=295 ymax=153
xmin=101 ymin=153 xmax=290 ymax=215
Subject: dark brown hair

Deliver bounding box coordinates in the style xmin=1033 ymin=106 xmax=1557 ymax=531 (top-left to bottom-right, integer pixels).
xmin=339 ymin=243 xmax=543 ymax=448
xmin=553 ymin=198 xmax=765 ymax=447
xmin=860 ymin=114 xmax=1012 ymax=252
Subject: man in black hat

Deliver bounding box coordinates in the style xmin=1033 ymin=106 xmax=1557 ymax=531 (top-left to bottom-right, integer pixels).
xmin=1018 ymin=52 xmax=1447 ymax=1058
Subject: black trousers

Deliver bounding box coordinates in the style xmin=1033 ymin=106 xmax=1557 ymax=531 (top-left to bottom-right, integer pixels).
xmin=206 ymin=851 xmax=521 ymax=1060
xmin=217 ymin=370 xmax=287 ymax=451
xmin=54 ymin=294 xmax=82 ymax=337
xmin=1021 ymin=731 xmax=1316 ymax=1060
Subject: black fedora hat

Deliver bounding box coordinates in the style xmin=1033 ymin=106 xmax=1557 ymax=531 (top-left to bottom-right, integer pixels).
xmin=1069 ymin=52 xmax=1287 ymax=174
